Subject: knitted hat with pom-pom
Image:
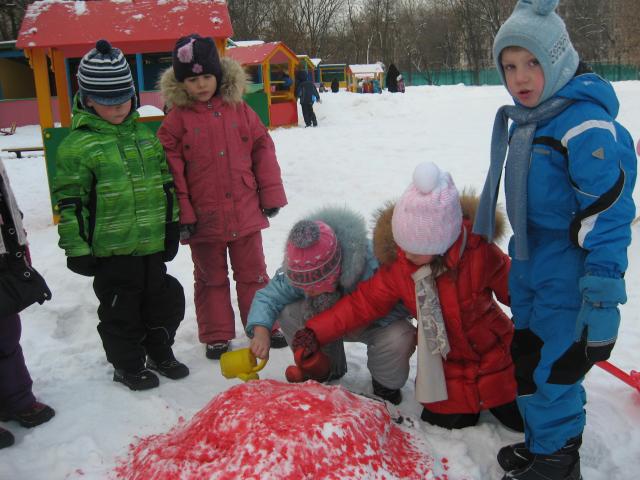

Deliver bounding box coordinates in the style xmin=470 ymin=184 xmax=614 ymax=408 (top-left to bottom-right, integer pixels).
xmin=77 ymin=39 xmax=136 ymax=106
xmin=172 ymin=33 xmax=222 ymax=85
xmin=493 ymin=0 xmax=579 ymax=105
xmin=285 ymin=220 xmax=342 ymax=294
xmin=391 ymin=162 xmax=462 ymax=256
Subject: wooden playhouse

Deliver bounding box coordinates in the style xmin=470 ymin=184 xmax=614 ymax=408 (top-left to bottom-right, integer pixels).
xmin=15 ymin=0 xmax=233 ymax=217
xmin=318 ymin=63 xmax=347 ymax=90
xmin=226 ymin=42 xmax=299 ymax=128
xmin=346 ymin=64 xmax=385 ymax=92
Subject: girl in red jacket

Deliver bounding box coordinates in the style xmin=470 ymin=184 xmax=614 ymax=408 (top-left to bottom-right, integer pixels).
xmin=293 ymin=162 xmax=522 ymax=430
xmin=158 ymin=34 xmax=288 ymax=360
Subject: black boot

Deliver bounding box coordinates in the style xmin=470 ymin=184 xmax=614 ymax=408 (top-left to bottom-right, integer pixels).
xmin=0 ymin=427 xmax=15 ymax=449
xmin=420 ymin=407 xmax=479 ymax=429
xmin=205 ymin=341 xmax=230 ymax=360
xmin=147 ymin=355 xmax=189 ymax=380
xmin=372 ymin=378 xmax=402 ymax=405
xmin=113 ymin=368 xmax=159 ymax=391
xmin=498 ymin=436 xmax=581 ymax=472
xmin=0 ymin=401 xmax=55 ymax=428
xmin=502 ymin=436 xmax=582 ymax=480
xmin=497 ymin=442 xmax=534 ymax=471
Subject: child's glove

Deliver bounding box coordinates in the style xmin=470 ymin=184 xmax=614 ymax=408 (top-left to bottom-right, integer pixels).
xmin=292 ymin=327 xmax=320 ymax=360
xmin=575 ymin=275 xmax=627 ymax=363
xmin=179 ymin=223 xmax=197 ymax=241
xmin=67 ymin=255 xmax=97 ymax=277
xmin=163 ymin=222 xmax=180 ymax=262
xmin=262 ymin=207 xmax=280 ymax=218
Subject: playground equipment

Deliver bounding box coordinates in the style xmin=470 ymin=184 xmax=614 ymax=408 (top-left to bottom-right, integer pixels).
xmin=346 ymin=64 xmax=385 ymax=93
xmin=296 ymin=55 xmax=318 ymax=83
xmin=318 ymin=63 xmax=347 ymax=90
xmin=226 ymin=42 xmax=299 ymax=128
xmin=15 ymin=0 xmax=233 ymax=218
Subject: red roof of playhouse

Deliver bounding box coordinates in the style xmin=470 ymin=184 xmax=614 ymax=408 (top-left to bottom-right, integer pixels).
xmin=226 ymin=42 xmax=298 ymax=66
xmin=16 ymin=0 xmax=233 ymax=57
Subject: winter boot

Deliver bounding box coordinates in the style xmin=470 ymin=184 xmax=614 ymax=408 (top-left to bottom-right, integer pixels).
xmin=372 ymin=378 xmax=402 ymax=405
xmin=270 ymin=330 xmax=288 ymax=349
xmin=206 ymin=341 xmax=230 ymax=360
xmin=502 ymin=436 xmax=582 ymax=480
xmin=0 ymin=427 xmax=15 ymax=449
xmin=113 ymin=368 xmax=159 ymax=391
xmin=498 ymin=435 xmax=581 ymax=473
xmin=147 ymin=355 xmax=189 ymax=380
xmin=0 ymin=401 xmax=55 ymax=428
xmin=497 ymin=442 xmax=534 ymax=471
xmin=420 ymin=407 xmax=479 ymax=429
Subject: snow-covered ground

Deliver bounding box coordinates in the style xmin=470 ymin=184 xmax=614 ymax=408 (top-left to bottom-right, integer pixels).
xmin=1 ymin=82 xmax=639 ymax=479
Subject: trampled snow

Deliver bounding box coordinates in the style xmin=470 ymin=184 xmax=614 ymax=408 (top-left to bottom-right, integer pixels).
xmin=1 ymin=82 xmax=639 ymax=479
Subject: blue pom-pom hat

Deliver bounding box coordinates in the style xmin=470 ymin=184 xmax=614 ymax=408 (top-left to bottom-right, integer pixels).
xmin=493 ymin=0 xmax=579 ymax=105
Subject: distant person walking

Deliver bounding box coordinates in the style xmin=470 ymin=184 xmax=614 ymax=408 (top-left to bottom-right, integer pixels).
xmin=331 ymin=77 xmax=339 ymax=93
xmin=296 ymin=71 xmax=320 ymax=127
xmin=386 ymin=64 xmax=400 ymax=93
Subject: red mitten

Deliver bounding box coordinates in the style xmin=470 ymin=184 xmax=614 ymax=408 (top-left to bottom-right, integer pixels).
xmin=291 ymin=327 xmax=319 ymax=360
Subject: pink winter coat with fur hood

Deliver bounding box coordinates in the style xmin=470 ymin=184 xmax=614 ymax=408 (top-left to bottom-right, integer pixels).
xmin=157 ymin=57 xmax=287 ymax=243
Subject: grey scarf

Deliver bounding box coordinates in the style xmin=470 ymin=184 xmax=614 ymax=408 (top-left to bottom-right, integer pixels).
xmin=473 ymin=97 xmax=573 ymax=260
xmin=0 ymin=158 xmax=28 ymax=255
xmin=300 ymin=291 xmax=342 ymax=321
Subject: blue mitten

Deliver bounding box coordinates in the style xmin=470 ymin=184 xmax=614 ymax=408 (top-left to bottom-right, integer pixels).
xmin=575 ymin=275 xmax=626 ymax=363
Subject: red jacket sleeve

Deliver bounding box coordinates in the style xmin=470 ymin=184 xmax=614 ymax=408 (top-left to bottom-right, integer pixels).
xmin=244 ymin=103 xmax=287 ymax=210
xmin=484 ymin=243 xmax=511 ymax=307
xmin=306 ymin=264 xmax=403 ymax=345
xmin=157 ymin=110 xmax=197 ymax=225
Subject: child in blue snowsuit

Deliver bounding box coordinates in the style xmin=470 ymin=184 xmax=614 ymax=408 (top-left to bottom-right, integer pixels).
xmin=295 ymin=71 xmax=320 ymax=127
xmin=473 ymin=1 xmax=637 ymax=479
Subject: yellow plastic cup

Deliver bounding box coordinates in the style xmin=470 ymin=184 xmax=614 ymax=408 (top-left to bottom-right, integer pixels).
xmin=220 ymin=348 xmax=267 ymax=382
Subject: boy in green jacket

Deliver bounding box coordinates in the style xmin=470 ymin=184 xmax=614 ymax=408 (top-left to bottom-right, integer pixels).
xmin=54 ymin=40 xmax=187 ymax=391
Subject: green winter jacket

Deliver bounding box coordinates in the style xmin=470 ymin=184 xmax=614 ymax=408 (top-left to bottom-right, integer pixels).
xmin=54 ymin=97 xmax=178 ymax=258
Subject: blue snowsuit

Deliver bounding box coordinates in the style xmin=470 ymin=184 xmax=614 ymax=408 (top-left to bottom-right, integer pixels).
xmin=508 ymin=73 xmax=636 ymax=454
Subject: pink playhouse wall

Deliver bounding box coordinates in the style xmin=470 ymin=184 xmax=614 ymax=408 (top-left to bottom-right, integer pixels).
xmin=0 ymin=91 xmax=165 ymax=128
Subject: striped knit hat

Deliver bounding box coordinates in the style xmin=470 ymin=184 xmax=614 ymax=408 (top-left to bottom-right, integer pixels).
xmin=285 ymin=220 xmax=342 ymax=294
xmin=77 ymin=39 xmax=136 ymax=106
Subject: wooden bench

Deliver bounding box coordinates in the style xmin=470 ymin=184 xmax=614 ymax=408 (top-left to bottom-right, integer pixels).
xmin=2 ymin=146 xmax=44 ymax=158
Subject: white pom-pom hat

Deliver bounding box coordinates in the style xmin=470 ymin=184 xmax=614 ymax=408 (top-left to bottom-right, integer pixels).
xmin=391 ymin=162 xmax=462 ymax=256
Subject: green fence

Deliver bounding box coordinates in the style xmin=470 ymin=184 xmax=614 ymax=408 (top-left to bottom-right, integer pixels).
xmin=403 ymin=63 xmax=639 ymax=87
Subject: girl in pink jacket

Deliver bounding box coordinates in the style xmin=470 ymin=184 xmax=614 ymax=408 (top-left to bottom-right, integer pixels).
xmin=158 ymin=34 xmax=288 ymax=360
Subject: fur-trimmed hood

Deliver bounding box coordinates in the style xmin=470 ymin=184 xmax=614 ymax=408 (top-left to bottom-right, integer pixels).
xmin=373 ymin=190 xmax=506 ymax=266
xmin=283 ymin=206 xmax=369 ymax=292
xmin=159 ymin=56 xmax=247 ymax=109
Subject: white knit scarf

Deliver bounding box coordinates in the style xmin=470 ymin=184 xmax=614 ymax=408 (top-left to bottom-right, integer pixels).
xmin=413 ymin=263 xmax=449 ymax=404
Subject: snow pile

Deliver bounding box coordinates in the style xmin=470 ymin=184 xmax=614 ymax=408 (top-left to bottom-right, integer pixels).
xmin=114 ymin=380 xmax=451 ymax=480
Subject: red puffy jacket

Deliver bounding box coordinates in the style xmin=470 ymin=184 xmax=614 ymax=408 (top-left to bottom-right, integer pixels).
xmin=307 ymin=212 xmax=516 ymax=414
xmin=157 ymin=58 xmax=287 ymax=244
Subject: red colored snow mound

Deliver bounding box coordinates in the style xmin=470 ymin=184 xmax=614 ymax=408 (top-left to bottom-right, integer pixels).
xmin=114 ymin=380 xmax=451 ymax=480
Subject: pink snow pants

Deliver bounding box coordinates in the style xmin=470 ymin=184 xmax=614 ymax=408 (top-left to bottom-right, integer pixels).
xmin=190 ymin=231 xmax=270 ymax=343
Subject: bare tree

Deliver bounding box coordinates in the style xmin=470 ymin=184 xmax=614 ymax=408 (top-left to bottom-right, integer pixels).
xmin=0 ymin=0 xmax=33 ymax=41
xmin=293 ymin=0 xmax=344 ymax=58
xmin=227 ymin=0 xmax=271 ymax=40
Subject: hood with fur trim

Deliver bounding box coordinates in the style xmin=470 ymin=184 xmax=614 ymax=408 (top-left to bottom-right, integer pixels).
xmin=159 ymin=56 xmax=247 ymax=109
xmin=373 ymin=190 xmax=506 ymax=266
xmin=283 ymin=206 xmax=369 ymax=292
